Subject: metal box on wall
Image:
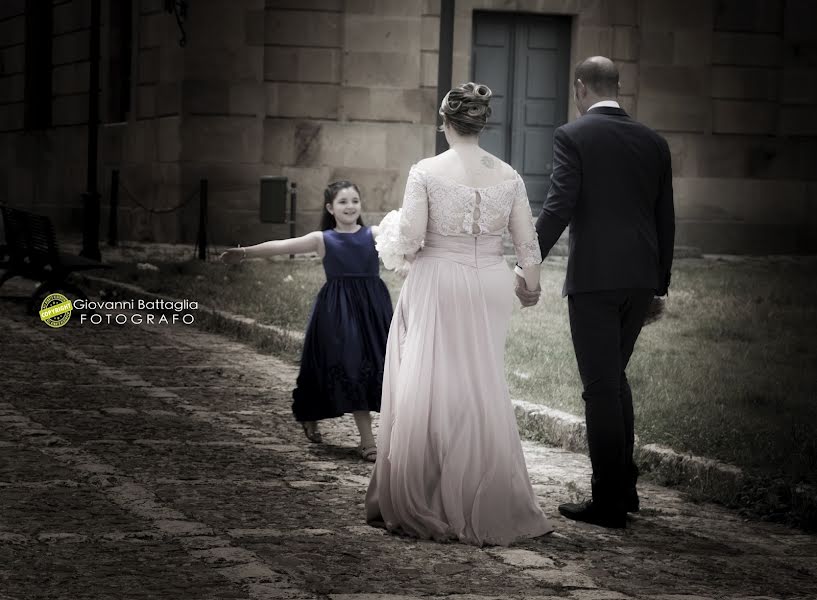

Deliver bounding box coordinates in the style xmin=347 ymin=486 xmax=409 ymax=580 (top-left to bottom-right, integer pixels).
xmin=259 ymin=176 xmax=288 ymax=224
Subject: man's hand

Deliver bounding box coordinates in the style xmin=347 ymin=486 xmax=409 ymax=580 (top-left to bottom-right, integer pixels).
xmin=514 ymin=274 xmax=540 ymax=308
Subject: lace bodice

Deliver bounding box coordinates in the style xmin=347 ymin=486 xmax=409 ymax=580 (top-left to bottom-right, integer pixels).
xmin=394 ymin=164 xmax=542 ymax=267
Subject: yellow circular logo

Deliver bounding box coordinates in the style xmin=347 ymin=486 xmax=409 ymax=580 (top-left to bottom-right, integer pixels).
xmin=39 ymin=293 xmax=73 ymax=328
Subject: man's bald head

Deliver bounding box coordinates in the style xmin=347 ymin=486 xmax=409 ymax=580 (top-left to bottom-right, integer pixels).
xmin=574 ymin=56 xmax=619 ymax=97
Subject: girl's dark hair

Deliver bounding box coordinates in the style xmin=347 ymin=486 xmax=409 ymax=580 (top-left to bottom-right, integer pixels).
xmin=438 ymin=82 xmax=492 ymax=136
xmin=319 ymin=180 xmax=365 ymax=231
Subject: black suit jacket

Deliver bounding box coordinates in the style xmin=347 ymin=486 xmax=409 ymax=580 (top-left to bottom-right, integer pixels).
xmin=535 ymin=106 xmax=675 ymax=297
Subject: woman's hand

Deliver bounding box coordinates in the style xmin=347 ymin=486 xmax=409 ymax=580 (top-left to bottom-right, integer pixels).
xmin=220 ymin=247 xmax=245 ymax=265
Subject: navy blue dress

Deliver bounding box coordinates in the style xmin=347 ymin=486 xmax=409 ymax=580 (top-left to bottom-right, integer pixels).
xmin=292 ymin=226 xmax=393 ymax=422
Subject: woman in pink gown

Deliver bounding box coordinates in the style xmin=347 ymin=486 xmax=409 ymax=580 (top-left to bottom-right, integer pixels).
xmin=365 ymin=83 xmax=553 ymax=546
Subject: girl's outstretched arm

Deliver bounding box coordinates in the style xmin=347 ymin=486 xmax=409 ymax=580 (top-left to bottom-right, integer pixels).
xmin=220 ymin=231 xmax=323 ymax=264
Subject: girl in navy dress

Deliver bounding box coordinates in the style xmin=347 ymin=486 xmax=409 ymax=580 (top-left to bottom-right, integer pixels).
xmin=220 ymin=181 xmax=393 ymax=461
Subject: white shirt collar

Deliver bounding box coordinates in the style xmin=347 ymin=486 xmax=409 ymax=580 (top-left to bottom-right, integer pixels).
xmin=587 ymin=100 xmax=621 ymax=111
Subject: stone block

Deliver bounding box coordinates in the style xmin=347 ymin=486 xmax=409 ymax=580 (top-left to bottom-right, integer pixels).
xmin=52 ymin=63 xmax=90 ymax=96
xmin=0 ymin=0 xmax=24 ymax=20
xmin=637 ymin=95 xmax=709 ymax=133
xmin=245 ymin=9 xmax=265 ymax=46
xmin=0 ymin=74 xmax=23 ymax=104
xmin=263 ymin=118 xmax=299 ymax=166
xmin=673 ymin=177 xmax=807 ymax=225
xmin=639 ymin=65 xmax=707 ymax=97
xmin=712 ymin=100 xmax=777 ymax=135
xmin=1 ymin=45 xmax=25 ymax=76
xmin=158 ymin=116 xmax=181 ymax=162
xmin=519 ymin=0 xmax=582 ymax=15
xmin=159 ymin=46 xmax=184 ymax=83
xmin=343 ymin=51 xmax=421 ymax=88
xmin=184 ymin=47 xmax=264 ymax=82
xmin=420 ymin=87 xmax=439 ymax=125
xmin=156 ymin=82 xmax=181 ymax=116
xmin=345 ymin=15 xmax=422 ymax=53
xmin=270 ymin=82 xmax=340 ymax=119
xmin=187 ymin=1 xmax=245 ymax=50
xmin=421 ymin=50 xmax=438 ymax=88
xmin=779 ymin=105 xmax=817 ymax=136
xmin=609 ymin=0 xmax=637 ymax=25
xmin=52 ymin=93 xmax=88 ymax=126
xmin=618 ymin=61 xmax=638 ymax=95
xmin=385 ymin=123 xmax=425 ymax=170
xmin=229 ymin=82 xmax=265 ymax=116
xmin=612 ymin=26 xmax=638 ymax=61
xmin=264 ymin=10 xmax=341 ymax=47
xmin=340 ymin=87 xmax=423 ymax=123
xmin=265 ymin=0 xmax=342 ymax=10
xmin=712 ymin=33 xmax=782 ymax=67
xmin=0 ymin=103 xmax=23 ymax=132
xmin=0 ymin=15 xmax=24 ymax=47
xmin=138 ymin=47 xmax=160 ymax=84
xmin=319 ymin=122 xmax=388 ymax=169
xmin=423 ymin=0 xmax=441 ymax=15
xmin=639 ymin=31 xmax=674 ymax=65
xmin=181 ymin=116 xmax=263 ymax=163
xmin=451 ymin=52 xmax=469 ymax=89
xmin=640 ymin=0 xmax=713 ymax=30
xmin=422 ymin=15 xmax=440 ymax=51
xmin=782 ymin=67 xmax=817 ymax=104
xmin=264 ymin=47 xmax=341 ymax=83
xmin=618 ymin=94 xmax=636 ymax=115
xmin=183 ymin=81 xmax=230 ymax=115
xmin=784 ymin=0 xmax=817 ymax=42
xmin=673 ymin=30 xmax=712 ymax=65
xmin=138 ymin=13 xmax=167 ymax=49
xmin=53 ymin=0 xmax=91 ymax=35
xmin=345 ymin=0 xmax=423 ymax=16
xmin=575 ymin=26 xmax=613 ymax=60
xmin=452 ymin=16 xmax=472 ymax=58
xmin=715 ymin=0 xmax=784 ymax=33
xmin=712 ymin=67 xmax=779 ymax=101
xmin=279 ymin=166 xmax=333 ymax=210
xmin=52 ymin=30 xmax=90 ymax=65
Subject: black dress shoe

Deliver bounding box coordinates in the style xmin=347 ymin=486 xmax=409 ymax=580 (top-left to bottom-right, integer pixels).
xmin=627 ymin=489 xmax=640 ymax=513
xmin=558 ymin=500 xmax=626 ymax=529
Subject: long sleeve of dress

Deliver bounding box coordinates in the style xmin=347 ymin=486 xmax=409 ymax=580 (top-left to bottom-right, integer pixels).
xmin=376 ymin=166 xmax=428 ymax=271
xmin=508 ymin=176 xmax=542 ymax=267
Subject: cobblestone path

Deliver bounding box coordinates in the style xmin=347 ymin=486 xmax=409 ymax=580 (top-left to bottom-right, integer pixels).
xmin=1 ymin=294 xmax=815 ymax=600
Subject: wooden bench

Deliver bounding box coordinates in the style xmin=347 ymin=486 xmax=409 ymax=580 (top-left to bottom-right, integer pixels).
xmin=0 ymin=205 xmax=110 ymax=311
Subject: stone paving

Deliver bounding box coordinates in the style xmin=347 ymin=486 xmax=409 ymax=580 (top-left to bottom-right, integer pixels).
xmin=1 ymin=290 xmax=816 ymax=600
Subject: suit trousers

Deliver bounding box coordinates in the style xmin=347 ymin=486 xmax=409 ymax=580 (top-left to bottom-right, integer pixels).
xmin=567 ymin=288 xmax=654 ymax=511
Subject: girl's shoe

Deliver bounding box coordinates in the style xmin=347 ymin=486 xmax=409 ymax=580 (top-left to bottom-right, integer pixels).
xmin=301 ymin=421 xmax=322 ymax=443
xmin=358 ymin=445 xmax=377 ymax=462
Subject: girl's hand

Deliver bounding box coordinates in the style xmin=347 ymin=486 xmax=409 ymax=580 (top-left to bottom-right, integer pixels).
xmin=220 ymin=248 xmax=245 ymax=265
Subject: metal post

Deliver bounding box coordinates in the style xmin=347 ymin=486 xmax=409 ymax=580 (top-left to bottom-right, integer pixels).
xmin=107 ymin=169 xmax=119 ymax=247
xmin=198 ymin=179 xmax=208 ymax=261
xmin=289 ymin=182 xmax=297 ymax=259
xmin=81 ymin=0 xmax=102 ymax=260
xmin=435 ymin=0 xmax=455 ymax=155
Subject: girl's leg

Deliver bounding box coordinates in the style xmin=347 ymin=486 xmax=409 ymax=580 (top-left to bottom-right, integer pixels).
xmin=353 ymin=411 xmax=376 ymax=453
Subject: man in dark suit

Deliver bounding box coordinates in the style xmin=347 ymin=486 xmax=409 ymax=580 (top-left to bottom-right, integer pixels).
xmin=516 ymin=56 xmax=675 ymax=528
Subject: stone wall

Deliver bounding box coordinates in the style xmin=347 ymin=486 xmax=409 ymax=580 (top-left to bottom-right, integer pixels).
xmin=1 ymin=0 xmax=815 ymax=253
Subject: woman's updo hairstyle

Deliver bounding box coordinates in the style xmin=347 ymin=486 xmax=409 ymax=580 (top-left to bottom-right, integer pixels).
xmin=438 ymin=82 xmax=492 ymax=136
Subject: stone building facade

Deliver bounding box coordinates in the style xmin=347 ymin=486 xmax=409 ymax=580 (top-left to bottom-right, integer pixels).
xmin=1 ymin=0 xmax=816 ymax=253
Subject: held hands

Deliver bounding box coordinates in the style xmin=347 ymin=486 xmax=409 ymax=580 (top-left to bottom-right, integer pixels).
xmin=514 ymin=274 xmax=541 ymax=308
xmin=220 ymin=247 xmax=246 ymax=265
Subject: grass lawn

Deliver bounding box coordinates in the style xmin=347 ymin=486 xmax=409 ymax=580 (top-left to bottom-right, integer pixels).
xmin=99 ymin=254 xmax=817 ymax=497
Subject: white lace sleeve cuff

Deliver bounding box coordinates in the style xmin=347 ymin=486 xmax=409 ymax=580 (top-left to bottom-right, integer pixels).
xmin=515 ymin=238 xmax=542 ymax=268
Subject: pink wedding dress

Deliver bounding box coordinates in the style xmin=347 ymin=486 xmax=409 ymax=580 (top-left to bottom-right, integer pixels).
xmin=365 ymin=164 xmax=553 ymax=546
